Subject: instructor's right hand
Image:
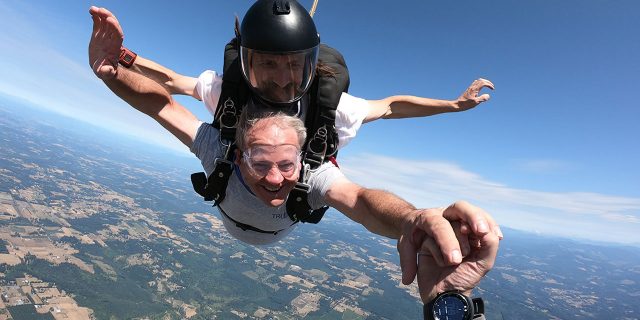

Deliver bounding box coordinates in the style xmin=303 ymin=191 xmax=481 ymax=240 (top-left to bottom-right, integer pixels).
xmin=88 ymin=6 xmax=123 ymax=80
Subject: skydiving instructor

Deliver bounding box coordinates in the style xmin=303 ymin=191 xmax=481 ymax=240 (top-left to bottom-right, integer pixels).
xmin=89 ymin=3 xmax=495 ymax=146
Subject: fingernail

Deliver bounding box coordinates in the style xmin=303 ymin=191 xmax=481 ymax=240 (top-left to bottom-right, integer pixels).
xmin=461 ymin=244 xmax=470 ymax=257
xmin=477 ymin=220 xmax=489 ymax=233
xmin=451 ymin=250 xmax=462 ymax=264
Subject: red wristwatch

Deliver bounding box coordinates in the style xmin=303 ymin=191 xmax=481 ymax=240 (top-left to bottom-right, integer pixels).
xmin=119 ymin=47 xmax=137 ymax=68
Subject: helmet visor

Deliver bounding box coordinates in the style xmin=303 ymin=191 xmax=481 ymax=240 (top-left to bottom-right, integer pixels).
xmin=240 ymin=46 xmax=319 ymax=104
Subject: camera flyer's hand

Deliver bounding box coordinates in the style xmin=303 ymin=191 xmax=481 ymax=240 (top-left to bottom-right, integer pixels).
xmin=416 ymin=229 xmax=500 ymax=303
xmin=454 ymin=78 xmax=495 ymax=111
xmin=88 ymin=6 xmax=124 ymax=80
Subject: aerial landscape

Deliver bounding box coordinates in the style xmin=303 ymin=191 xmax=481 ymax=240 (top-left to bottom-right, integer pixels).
xmin=1 ymin=100 xmax=639 ymax=319
xmin=1 ymin=0 xmax=639 ymax=319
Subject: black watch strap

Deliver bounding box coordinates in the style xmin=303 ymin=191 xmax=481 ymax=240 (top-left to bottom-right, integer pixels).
xmin=423 ymin=291 xmax=485 ymax=320
xmin=472 ymin=297 xmax=484 ymax=315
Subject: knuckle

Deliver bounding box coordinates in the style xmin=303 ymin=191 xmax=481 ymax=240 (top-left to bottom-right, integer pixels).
xmin=452 ymin=200 xmax=471 ymax=210
xmin=428 ymin=218 xmax=451 ymax=237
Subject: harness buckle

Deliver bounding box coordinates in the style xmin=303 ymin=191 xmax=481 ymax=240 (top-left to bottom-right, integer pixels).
xmin=287 ymin=182 xmax=311 ymax=222
xmin=201 ymin=158 xmax=234 ymax=204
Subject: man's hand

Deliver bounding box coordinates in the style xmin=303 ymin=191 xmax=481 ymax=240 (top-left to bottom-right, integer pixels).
xmin=417 ymin=227 xmax=499 ymax=302
xmin=397 ymin=201 xmax=502 ymax=286
xmin=454 ymin=78 xmax=495 ymax=111
xmin=88 ymin=6 xmax=124 ymax=80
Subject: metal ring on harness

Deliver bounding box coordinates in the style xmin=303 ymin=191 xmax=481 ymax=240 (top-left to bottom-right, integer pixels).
xmin=219 ymin=98 xmax=238 ymax=129
xmin=308 ymin=125 xmax=328 ymax=154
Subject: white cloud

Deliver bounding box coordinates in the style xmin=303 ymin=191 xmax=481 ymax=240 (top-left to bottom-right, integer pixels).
xmin=339 ymin=153 xmax=640 ymax=245
xmin=513 ymin=158 xmax=571 ymax=174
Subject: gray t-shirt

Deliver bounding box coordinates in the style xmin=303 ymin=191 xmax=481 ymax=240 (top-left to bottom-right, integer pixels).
xmin=190 ymin=122 xmax=345 ymax=245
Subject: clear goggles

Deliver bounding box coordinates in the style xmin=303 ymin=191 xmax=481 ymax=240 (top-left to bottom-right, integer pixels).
xmin=240 ymin=46 xmax=319 ymax=104
xmin=242 ymin=144 xmax=302 ymax=178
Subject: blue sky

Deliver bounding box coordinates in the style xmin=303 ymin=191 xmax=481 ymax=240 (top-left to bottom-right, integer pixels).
xmin=1 ymin=1 xmax=639 ymax=246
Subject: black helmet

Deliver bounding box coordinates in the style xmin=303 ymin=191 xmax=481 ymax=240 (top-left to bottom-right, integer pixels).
xmin=239 ymin=0 xmax=320 ymax=104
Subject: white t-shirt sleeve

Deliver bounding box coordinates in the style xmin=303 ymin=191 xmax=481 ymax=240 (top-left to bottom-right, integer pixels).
xmin=195 ymin=70 xmax=223 ymax=117
xmin=335 ymin=92 xmax=369 ymax=149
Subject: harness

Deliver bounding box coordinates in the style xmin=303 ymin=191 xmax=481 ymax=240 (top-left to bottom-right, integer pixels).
xmin=218 ymin=206 xmax=294 ymax=235
xmin=191 ymin=38 xmax=350 ymax=231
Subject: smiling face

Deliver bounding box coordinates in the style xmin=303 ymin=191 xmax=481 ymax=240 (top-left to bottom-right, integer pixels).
xmin=236 ymin=118 xmax=302 ymax=207
xmin=250 ymin=53 xmax=305 ymax=103
xmin=240 ymin=46 xmax=319 ymax=104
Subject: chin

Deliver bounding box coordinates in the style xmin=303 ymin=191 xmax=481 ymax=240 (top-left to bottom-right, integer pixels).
xmin=255 ymin=186 xmax=294 ymax=207
xmin=256 ymin=193 xmax=285 ymax=207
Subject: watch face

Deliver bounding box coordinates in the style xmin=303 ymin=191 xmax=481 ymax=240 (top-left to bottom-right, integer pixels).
xmin=123 ymin=54 xmax=134 ymax=64
xmin=432 ymin=293 xmax=470 ymax=320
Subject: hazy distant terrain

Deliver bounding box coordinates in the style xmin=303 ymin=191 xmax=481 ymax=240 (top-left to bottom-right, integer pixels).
xmin=1 ymin=100 xmax=638 ymax=319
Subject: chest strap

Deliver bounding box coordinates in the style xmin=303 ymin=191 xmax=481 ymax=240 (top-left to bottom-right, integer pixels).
xmin=285 ymin=157 xmax=336 ymax=224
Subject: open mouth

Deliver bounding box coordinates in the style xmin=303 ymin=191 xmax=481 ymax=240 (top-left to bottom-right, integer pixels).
xmin=262 ymin=185 xmax=282 ymax=193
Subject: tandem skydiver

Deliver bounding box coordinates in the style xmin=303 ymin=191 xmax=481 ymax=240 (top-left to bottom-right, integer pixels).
xmin=88 ymin=49 xmax=499 ymax=316
xmin=89 ymin=2 xmax=501 ymax=318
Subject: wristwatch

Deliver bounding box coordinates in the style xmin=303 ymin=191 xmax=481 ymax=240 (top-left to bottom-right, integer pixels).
xmin=118 ymin=47 xmax=137 ymax=68
xmin=424 ymin=291 xmax=484 ymax=320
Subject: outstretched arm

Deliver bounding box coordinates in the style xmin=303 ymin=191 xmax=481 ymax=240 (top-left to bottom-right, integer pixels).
xmin=364 ymin=78 xmax=495 ymax=122
xmin=324 ymin=178 xmax=417 ymax=239
xmin=323 ymin=179 xmax=502 ymax=282
xmin=130 ymin=55 xmax=201 ymax=100
xmin=88 ymin=6 xmax=200 ymax=99
xmin=89 ymin=6 xmax=199 ymax=147
xmin=328 ymin=178 xmax=501 ymax=309
xmin=102 ymin=70 xmax=200 ymax=147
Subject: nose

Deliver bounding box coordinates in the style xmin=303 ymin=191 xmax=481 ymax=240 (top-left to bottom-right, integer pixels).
xmin=264 ymin=167 xmax=284 ymax=184
xmin=272 ymin=69 xmax=292 ymax=88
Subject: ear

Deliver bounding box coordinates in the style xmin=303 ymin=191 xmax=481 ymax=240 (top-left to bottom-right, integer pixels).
xmin=234 ymin=148 xmax=242 ymax=166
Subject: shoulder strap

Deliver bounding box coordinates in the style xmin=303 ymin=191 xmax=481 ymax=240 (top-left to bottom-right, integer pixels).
xmin=302 ymin=44 xmax=350 ymax=168
xmin=285 ymin=44 xmax=349 ymax=223
xmin=214 ymin=38 xmax=249 ymax=140
xmin=191 ymin=38 xmax=247 ymax=203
